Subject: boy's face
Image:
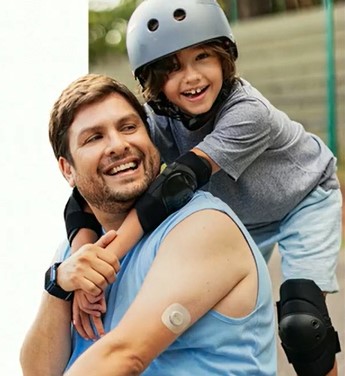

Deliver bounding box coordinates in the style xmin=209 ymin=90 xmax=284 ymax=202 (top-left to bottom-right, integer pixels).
xmin=161 ymin=45 xmax=223 ymax=116
xmin=59 ymin=93 xmax=160 ymax=213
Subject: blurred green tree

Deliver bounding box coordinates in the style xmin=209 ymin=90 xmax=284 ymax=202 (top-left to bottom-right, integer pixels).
xmin=89 ymin=0 xmax=342 ymax=62
xmin=89 ymin=0 xmax=137 ymax=63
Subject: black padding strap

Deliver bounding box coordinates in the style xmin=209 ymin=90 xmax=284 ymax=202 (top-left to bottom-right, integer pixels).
xmin=64 ymin=187 xmax=103 ymax=245
xmin=135 ymin=152 xmax=211 ymax=233
xmin=177 ymin=151 xmax=211 ymax=187
xmin=277 ymin=279 xmax=341 ymax=376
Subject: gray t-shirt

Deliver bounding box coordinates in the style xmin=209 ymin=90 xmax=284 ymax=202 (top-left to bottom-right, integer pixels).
xmin=146 ymin=79 xmax=338 ymax=227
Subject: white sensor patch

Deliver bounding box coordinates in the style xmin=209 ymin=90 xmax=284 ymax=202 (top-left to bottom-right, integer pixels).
xmin=161 ymin=303 xmax=191 ymax=334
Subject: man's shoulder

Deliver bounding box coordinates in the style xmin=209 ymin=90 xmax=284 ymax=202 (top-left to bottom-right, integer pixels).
xmin=53 ymin=239 xmax=71 ymax=262
xmin=164 ymin=191 xmax=239 ymax=230
xmin=188 ymin=191 xmax=227 ymax=211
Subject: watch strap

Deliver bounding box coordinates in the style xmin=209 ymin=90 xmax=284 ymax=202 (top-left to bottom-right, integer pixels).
xmin=44 ymin=262 xmax=73 ymax=301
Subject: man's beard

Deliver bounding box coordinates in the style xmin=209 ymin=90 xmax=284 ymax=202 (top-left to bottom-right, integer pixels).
xmin=74 ymin=150 xmax=160 ymax=214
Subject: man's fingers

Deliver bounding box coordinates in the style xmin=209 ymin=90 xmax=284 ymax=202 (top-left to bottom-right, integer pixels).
xmin=95 ymin=230 xmax=117 ymax=248
xmin=88 ymin=258 xmax=118 ymax=285
xmin=84 ymin=261 xmax=118 ymax=289
xmin=77 ymin=274 xmax=103 ymax=296
xmin=57 ymin=235 xmax=120 ymax=293
xmin=71 ymin=259 xmax=116 ymax=294
xmin=96 ymin=249 xmax=121 ymax=274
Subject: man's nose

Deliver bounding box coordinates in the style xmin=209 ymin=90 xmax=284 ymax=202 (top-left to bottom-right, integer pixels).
xmin=104 ymin=133 xmax=129 ymax=156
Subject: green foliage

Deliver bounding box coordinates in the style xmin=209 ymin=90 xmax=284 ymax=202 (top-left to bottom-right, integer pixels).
xmin=89 ymin=0 xmax=138 ymax=63
xmin=89 ymin=0 xmax=340 ymax=62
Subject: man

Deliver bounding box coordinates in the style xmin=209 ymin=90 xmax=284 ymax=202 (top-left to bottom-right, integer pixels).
xmin=20 ymin=74 xmax=276 ymax=375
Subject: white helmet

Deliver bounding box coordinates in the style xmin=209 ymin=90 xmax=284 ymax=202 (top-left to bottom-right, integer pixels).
xmin=126 ymin=0 xmax=238 ymax=78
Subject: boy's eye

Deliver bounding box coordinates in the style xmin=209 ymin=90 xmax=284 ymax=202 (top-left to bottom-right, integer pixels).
xmin=171 ymin=62 xmax=180 ymax=72
xmin=196 ymin=52 xmax=210 ymax=60
xmin=165 ymin=59 xmax=180 ymax=74
xmin=165 ymin=64 xmax=180 ymax=75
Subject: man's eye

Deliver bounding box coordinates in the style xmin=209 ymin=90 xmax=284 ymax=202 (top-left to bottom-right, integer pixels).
xmin=85 ymin=134 xmax=102 ymax=144
xmin=122 ymin=124 xmax=137 ymax=133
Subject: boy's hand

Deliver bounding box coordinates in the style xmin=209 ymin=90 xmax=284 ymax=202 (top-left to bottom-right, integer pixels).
xmin=72 ymin=291 xmax=106 ymax=340
xmin=75 ymin=291 xmax=106 ymax=316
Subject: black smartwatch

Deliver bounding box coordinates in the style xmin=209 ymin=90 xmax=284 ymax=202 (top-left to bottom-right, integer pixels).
xmin=44 ymin=262 xmax=73 ymax=301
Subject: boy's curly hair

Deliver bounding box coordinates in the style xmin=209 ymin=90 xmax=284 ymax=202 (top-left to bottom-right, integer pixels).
xmin=139 ymin=40 xmax=238 ymax=103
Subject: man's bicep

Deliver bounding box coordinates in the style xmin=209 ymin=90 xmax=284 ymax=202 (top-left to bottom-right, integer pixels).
xmin=109 ymin=209 xmax=243 ymax=364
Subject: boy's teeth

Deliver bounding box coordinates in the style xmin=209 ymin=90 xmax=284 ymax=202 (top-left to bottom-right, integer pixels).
xmin=186 ymin=88 xmax=202 ymax=95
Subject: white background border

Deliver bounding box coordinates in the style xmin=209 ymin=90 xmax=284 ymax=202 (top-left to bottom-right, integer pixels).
xmin=0 ymin=1 xmax=88 ymax=374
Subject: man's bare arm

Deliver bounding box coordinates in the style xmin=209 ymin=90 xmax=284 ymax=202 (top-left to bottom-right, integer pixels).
xmin=66 ymin=208 xmax=254 ymax=376
xmin=20 ymin=293 xmax=72 ymax=376
xmin=20 ymin=231 xmax=120 ymax=376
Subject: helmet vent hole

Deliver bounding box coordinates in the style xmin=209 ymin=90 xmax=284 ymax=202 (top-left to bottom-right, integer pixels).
xmin=173 ymin=9 xmax=186 ymax=21
xmin=147 ymin=18 xmax=159 ymax=32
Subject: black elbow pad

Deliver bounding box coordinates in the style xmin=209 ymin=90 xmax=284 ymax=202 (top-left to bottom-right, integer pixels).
xmin=64 ymin=187 xmax=103 ymax=245
xmin=135 ymin=152 xmax=211 ymax=233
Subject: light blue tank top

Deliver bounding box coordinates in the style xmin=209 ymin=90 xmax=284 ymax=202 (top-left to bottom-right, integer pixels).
xmin=62 ymin=191 xmax=277 ymax=375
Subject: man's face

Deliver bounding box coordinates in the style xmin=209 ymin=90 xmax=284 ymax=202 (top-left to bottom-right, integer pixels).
xmin=60 ymin=93 xmax=160 ymax=214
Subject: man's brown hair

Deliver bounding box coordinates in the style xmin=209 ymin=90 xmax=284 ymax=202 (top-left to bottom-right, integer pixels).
xmin=49 ymin=74 xmax=149 ymax=163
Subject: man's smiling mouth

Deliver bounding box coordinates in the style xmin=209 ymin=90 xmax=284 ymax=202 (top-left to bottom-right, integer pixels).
xmin=106 ymin=161 xmax=138 ymax=176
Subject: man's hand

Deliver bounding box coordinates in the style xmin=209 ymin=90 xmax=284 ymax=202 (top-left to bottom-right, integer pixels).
xmin=57 ymin=230 xmax=120 ymax=296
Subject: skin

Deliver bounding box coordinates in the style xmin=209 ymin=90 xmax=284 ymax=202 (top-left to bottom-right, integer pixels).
xmin=162 ymin=45 xmax=224 ymax=116
xmin=60 ymin=94 xmax=160 ymax=214
xmin=60 ymin=93 xmax=160 ymax=339
xmin=65 ymin=51 xmax=338 ymax=373
xmin=20 ymin=92 xmax=262 ymax=376
xmin=68 ymin=44 xmax=225 ymax=339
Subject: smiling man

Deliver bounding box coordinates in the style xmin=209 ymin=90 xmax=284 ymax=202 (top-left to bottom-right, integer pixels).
xmin=20 ymin=74 xmax=277 ymax=376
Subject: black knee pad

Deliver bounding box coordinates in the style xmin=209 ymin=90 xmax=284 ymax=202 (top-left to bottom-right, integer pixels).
xmin=277 ymin=279 xmax=340 ymax=376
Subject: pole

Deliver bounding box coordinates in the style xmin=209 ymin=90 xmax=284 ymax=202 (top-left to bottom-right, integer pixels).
xmin=230 ymin=0 xmax=238 ymax=24
xmin=324 ymin=0 xmax=337 ymax=155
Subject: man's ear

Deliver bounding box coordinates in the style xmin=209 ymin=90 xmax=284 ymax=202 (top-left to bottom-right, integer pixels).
xmin=58 ymin=157 xmax=75 ymax=187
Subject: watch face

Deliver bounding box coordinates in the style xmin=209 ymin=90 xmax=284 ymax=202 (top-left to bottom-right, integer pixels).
xmin=45 ymin=264 xmax=56 ymax=291
xmin=44 ymin=263 xmax=73 ymax=301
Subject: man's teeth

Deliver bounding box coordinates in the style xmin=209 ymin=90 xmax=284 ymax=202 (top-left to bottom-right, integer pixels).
xmin=108 ymin=162 xmax=137 ymax=175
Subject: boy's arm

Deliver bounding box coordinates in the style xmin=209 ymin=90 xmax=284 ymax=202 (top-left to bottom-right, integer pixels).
xmin=65 ymin=209 xmax=253 ymax=376
xmin=65 ymin=152 xmax=212 ymax=252
xmin=66 ymin=153 xmax=212 ymax=337
xmin=72 ymin=211 xmax=144 ymax=339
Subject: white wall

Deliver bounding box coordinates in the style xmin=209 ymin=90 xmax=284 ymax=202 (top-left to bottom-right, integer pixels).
xmin=0 ymin=1 xmax=88 ymax=374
